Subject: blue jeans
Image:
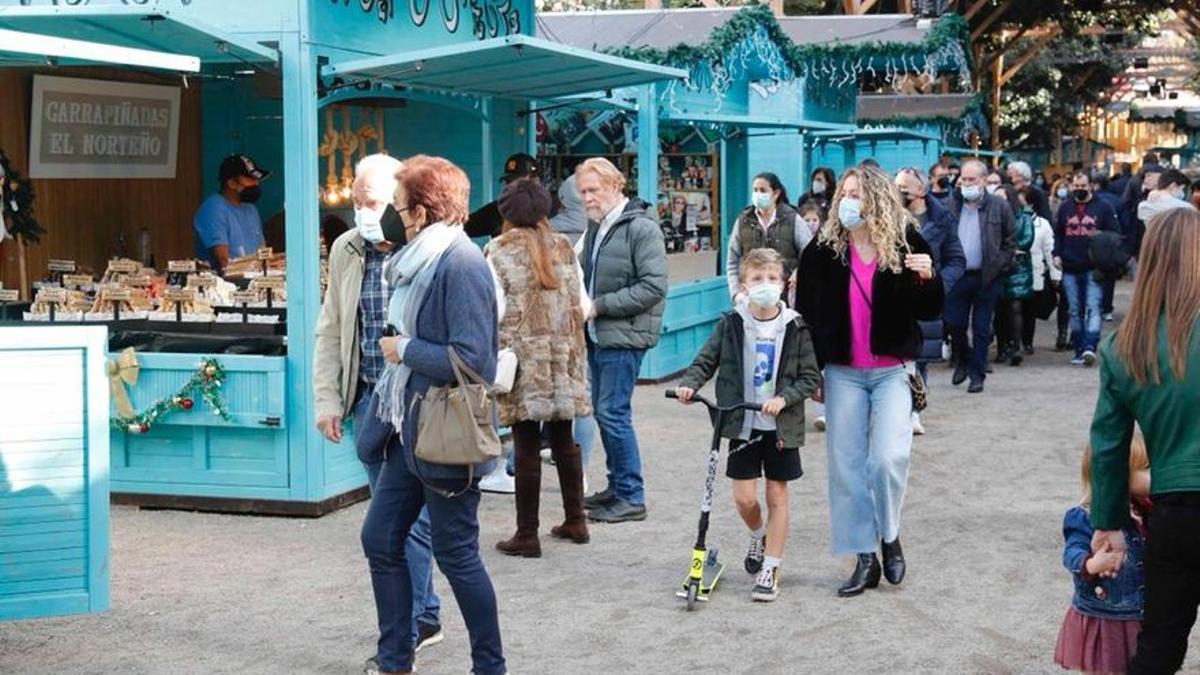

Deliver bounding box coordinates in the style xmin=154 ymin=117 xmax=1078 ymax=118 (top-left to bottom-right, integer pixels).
xmin=944 ymin=271 xmax=1002 ymax=385
xmin=587 ymin=345 xmax=646 ymax=505
xmin=574 ymin=414 xmax=597 ymax=470
xmin=824 ymin=365 xmax=913 ymax=555
xmin=353 ymin=394 xmax=442 ymax=646
xmin=1063 ymin=272 xmax=1102 ymax=355
xmin=360 ymin=441 xmax=505 ymax=675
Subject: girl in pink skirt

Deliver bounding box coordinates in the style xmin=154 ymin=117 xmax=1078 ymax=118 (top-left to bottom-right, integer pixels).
xmin=1055 ymin=439 xmax=1150 ymax=674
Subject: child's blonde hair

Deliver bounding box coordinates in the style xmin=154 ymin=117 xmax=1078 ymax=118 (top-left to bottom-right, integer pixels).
xmin=1080 ymin=435 xmax=1149 ymax=506
xmin=739 ymin=247 xmax=784 ymax=281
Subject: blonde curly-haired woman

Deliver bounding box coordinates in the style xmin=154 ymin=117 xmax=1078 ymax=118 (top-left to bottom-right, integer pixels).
xmin=796 ymin=165 xmax=944 ymax=598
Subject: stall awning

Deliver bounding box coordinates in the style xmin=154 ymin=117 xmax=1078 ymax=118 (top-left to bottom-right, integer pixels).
xmin=943 ymin=145 xmax=1004 ymax=158
xmin=813 ymin=127 xmax=941 ymax=143
xmin=659 ymin=111 xmax=856 ymax=132
xmin=321 ymin=35 xmax=685 ymax=100
xmin=0 ymin=6 xmax=277 ymax=70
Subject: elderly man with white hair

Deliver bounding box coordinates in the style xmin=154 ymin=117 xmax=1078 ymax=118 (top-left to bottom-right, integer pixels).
xmin=1007 ymin=160 xmax=1052 ymax=222
xmin=313 ymin=153 xmax=445 ymax=658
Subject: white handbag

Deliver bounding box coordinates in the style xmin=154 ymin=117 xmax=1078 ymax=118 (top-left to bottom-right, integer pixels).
xmin=494 ymin=348 xmax=518 ymax=394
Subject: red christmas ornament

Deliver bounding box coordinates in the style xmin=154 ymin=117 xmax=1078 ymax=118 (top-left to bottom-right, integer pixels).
xmin=139 ymin=422 xmax=149 ymax=433
xmin=181 ymin=398 xmax=194 ymax=410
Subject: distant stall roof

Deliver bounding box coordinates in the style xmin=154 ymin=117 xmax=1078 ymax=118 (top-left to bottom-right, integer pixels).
xmin=857 ymin=94 xmax=977 ymax=121
xmin=535 ymin=8 xmax=930 ymax=52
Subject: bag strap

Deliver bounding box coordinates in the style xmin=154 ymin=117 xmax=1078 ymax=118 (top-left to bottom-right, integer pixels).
xmin=447 ymin=346 xmax=493 ymax=393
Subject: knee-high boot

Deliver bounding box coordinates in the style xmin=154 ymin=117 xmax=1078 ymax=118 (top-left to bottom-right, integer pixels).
xmin=496 ymin=440 xmax=542 ymax=558
xmin=550 ymin=443 xmax=590 ymax=544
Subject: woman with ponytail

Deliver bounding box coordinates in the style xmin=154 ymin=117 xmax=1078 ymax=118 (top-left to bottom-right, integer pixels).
xmin=485 ymin=178 xmax=594 ymax=558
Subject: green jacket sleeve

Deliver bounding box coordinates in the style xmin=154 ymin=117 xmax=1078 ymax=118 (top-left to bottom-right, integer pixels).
xmin=1089 ymin=348 xmax=1137 ymax=530
xmin=594 ymin=218 xmax=669 ymax=319
xmin=777 ymin=322 xmax=821 ymax=406
xmin=679 ymin=316 xmax=725 ymax=391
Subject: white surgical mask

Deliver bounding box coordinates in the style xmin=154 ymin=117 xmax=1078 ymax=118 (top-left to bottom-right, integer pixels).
xmin=354 ymin=206 xmax=385 ymax=244
xmin=1056 ymin=187 xmax=1069 ymax=200
xmin=752 ymin=191 xmax=773 ymax=210
xmin=811 ymin=180 xmax=827 ymax=195
xmin=985 ymin=184 xmax=999 ymax=195
xmin=961 ymin=185 xmax=983 ymax=202
xmin=839 ymin=197 xmax=864 ymax=230
xmin=748 ymin=282 xmax=782 ymax=307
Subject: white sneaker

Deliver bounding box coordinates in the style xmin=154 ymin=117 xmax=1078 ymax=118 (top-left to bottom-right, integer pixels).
xmin=540 ymin=447 xmax=554 ymax=464
xmin=814 ymin=416 xmax=826 ymax=432
xmin=911 ymin=412 xmax=926 ymax=436
xmin=478 ymin=464 xmax=515 ymax=494
xmin=751 ymin=565 xmax=779 ymax=602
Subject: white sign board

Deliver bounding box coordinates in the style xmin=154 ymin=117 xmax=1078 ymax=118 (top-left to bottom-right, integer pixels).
xmin=29 ymin=75 xmax=181 ymax=180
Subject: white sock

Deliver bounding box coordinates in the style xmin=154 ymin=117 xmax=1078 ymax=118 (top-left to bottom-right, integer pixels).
xmin=750 ymin=526 xmax=765 ymax=539
xmin=763 ymin=556 xmax=781 ymax=571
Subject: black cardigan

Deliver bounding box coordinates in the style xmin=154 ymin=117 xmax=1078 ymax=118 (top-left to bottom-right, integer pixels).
xmin=796 ymin=227 xmax=944 ymax=368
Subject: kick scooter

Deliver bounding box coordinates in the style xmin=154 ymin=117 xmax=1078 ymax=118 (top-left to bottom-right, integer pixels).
xmin=665 ymin=390 xmax=761 ymax=611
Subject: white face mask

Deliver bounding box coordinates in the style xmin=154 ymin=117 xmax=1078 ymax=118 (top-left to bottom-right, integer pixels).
xmin=748 ymin=282 xmax=782 ymax=308
xmin=354 ymin=206 xmax=385 ymax=244
xmin=839 ymin=197 xmax=864 ymax=230
xmin=985 ymin=184 xmax=999 ymax=195
xmin=811 ymin=180 xmax=827 ymax=195
xmin=752 ymin=191 xmax=773 ymax=210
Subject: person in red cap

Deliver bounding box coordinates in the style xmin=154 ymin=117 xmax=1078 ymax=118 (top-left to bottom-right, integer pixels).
xmin=464 ymin=153 xmax=540 ymax=239
xmin=193 ymin=154 xmax=269 ymax=273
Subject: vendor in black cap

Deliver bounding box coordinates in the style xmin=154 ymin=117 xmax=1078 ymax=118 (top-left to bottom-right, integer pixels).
xmin=464 ymin=152 xmax=540 ymax=238
xmin=192 ymin=154 xmax=270 ymax=273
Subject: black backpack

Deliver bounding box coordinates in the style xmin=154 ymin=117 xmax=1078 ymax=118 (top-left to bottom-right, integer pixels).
xmin=1089 ymin=230 xmax=1131 ymax=279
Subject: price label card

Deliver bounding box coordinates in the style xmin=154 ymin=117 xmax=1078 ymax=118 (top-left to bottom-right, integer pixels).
xmin=39 ymin=288 xmax=68 ymax=303
xmin=47 ymin=259 xmax=77 ymax=273
xmin=187 ymin=274 xmax=218 ymax=289
xmin=125 ymin=275 xmax=153 ymax=287
xmin=165 ymin=288 xmax=196 ymax=303
xmin=62 ymin=274 xmax=94 ymax=288
xmin=104 ymin=288 xmax=133 ymax=302
xmin=231 ymin=290 xmax=259 ymax=305
xmin=256 ymin=247 xmax=274 ymax=260
xmin=107 ymin=259 xmax=140 ymax=274
xmin=0 ymin=290 xmax=20 ymax=302
xmin=168 ymin=260 xmax=197 ymax=273
xmin=252 ymin=277 xmax=286 ymax=290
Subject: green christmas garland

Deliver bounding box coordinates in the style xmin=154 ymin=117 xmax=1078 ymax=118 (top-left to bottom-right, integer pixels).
xmin=112 ymin=358 xmax=232 ymax=433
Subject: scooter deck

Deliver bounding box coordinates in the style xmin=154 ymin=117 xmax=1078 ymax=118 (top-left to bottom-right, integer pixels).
xmin=676 ymin=550 xmax=725 ymax=601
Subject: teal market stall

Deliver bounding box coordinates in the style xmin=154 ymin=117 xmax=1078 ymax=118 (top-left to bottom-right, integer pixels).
xmin=536 ymin=6 xmax=973 ymax=379
xmin=0 ymin=0 xmax=681 ymax=520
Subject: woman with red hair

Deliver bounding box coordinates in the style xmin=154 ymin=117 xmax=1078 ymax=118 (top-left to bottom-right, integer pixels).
xmin=361 ymin=155 xmax=505 ymax=675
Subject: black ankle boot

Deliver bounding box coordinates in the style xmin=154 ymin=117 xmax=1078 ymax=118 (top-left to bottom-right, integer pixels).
xmin=837 ymin=553 xmax=881 ymax=597
xmin=881 ymin=538 xmax=906 ymax=585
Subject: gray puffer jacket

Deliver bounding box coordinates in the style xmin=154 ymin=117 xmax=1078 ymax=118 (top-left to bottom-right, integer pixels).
xmin=580 ymin=198 xmax=668 ymax=350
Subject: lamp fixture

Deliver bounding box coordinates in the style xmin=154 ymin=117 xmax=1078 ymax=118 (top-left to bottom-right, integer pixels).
xmin=0 ymin=27 xmax=200 ymax=73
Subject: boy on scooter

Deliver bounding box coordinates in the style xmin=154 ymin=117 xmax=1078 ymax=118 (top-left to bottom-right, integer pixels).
xmin=674 ymin=248 xmax=821 ymax=602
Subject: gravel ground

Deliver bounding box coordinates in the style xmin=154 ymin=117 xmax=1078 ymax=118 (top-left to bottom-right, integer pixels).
xmin=3 ymin=284 xmax=1199 ymax=674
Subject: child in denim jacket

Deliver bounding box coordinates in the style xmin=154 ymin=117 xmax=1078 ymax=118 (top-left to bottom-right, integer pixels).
xmin=1055 ymin=438 xmax=1150 ymax=674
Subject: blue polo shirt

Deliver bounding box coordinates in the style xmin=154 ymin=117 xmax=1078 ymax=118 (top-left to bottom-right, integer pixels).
xmin=192 ymin=193 xmax=264 ymax=267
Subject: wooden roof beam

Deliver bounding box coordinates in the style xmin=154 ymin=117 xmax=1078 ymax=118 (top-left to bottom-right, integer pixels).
xmin=971 ymin=2 xmax=1011 ymax=42
xmin=963 ymin=0 xmax=991 ymax=21
xmin=998 ymin=29 xmax=1060 ymax=86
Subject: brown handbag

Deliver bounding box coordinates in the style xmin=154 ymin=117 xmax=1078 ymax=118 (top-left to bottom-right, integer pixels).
xmin=413 ymin=347 xmax=502 ymax=496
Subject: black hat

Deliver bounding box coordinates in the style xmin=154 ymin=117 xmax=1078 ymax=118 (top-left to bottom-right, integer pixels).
xmin=500 ymin=153 xmax=539 ymax=183
xmin=497 ymin=178 xmax=552 ymax=227
xmin=219 ymin=154 xmax=270 ymax=183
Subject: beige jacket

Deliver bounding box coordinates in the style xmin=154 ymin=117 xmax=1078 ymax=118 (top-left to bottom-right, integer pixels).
xmin=313 ymin=229 xmax=373 ymax=421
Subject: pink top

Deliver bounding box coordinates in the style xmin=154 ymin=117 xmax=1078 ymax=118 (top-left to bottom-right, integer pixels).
xmin=848 ymin=246 xmax=904 ymax=369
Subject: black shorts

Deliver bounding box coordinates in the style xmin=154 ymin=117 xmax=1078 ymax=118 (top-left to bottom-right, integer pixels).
xmin=726 ymin=431 xmax=803 ymax=482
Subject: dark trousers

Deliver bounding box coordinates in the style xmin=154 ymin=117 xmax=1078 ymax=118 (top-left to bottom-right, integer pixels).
xmin=1020 ymin=297 xmax=1038 ymax=348
xmin=944 ymin=271 xmax=1001 ymax=384
xmin=1129 ymin=493 xmax=1200 ymax=674
xmin=1057 ymin=283 xmax=1071 ymax=337
xmin=1102 ymin=276 xmax=1116 ymax=315
xmin=993 ymin=299 xmax=1025 ymax=353
xmin=360 ymin=440 xmax=505 ymax=675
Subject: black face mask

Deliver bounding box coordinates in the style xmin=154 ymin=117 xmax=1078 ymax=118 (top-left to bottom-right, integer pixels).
xmin=380 ymin=204 xmax=406 ymax=246
xmin=901 ymin=191 xmax=916 ymax=206
xmin=238 ymin=185 xmax=262 ymax=204
xmin=1073 ymin=189 xmax=1090 ymax=203
xmin=935 ymin=176 xmax=950 ymax=190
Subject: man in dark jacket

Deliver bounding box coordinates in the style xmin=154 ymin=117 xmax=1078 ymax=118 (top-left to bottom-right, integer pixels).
xmin=1091 ymin=172 xmax=1126 ymax=321
xmin=1054 ymin=171 xmax=1118 ymax=366
xmin=575 ymin=158 xmax=668 ymax=524
xmin=945 ymin=160 xmax=1016 ymax=393
xmin=897 ymin=167 xmax=965 ymax=433
xmin=464 ymin=153 xmax=539 ymax=238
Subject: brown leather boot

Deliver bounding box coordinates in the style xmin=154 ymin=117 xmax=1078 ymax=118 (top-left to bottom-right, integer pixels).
xmin=550 ymin=443 xmax=590 ymax=544
xmin=496 ymin=441 xmax=542 ymax=558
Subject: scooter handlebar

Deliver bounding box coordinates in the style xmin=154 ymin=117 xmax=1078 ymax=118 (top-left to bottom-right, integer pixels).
xmin=664 ymin=389 xmax=762 ymax=413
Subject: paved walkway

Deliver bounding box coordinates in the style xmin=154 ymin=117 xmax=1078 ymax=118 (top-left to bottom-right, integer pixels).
xmin=3 ymin=283 xmax=1198 ymax=673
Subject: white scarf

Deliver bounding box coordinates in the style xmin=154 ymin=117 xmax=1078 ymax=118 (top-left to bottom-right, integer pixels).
xmin=375 ymin=222 xmax=465 ymax=431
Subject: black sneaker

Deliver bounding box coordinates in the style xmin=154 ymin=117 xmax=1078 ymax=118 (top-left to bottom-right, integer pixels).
xmin=584 ymin=488 xmax=616 ymax=510
xmin=744 ymin=534 xmax=765 ymax=574
xmin=415 ymin=622 xmax=444 ymax=653
xmin=587 ymin=498 xmax=647 ymax=523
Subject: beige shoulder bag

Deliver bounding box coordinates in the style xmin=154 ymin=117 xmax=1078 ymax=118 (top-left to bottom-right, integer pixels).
xmin=414 ymin=347 xmax=502 ymax=496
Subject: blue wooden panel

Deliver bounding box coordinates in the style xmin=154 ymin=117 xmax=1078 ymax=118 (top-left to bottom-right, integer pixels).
xmin=641 ymin=277 xmax=730 ymax=380
xmin=0 ymin=327 xmax=109 ymax=621
xmin=109 ymin=353 xmax=289 ymax=495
